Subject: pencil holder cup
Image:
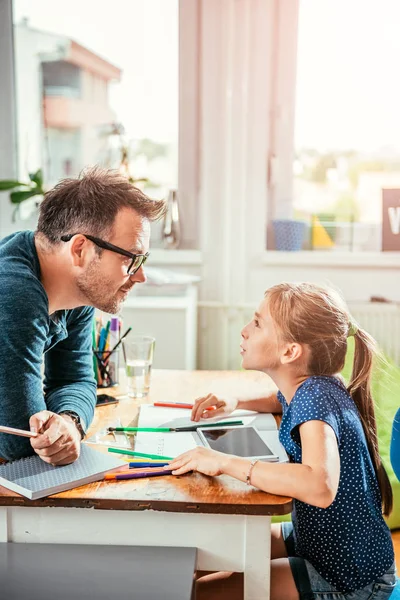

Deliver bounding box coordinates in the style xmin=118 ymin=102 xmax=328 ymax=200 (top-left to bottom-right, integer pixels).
xmin=93 ymin=350 xmax=120 ymax=388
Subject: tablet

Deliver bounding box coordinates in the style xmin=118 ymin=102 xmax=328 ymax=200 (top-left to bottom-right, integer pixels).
xmin=197 ymin=426 xmax=279 ymax=461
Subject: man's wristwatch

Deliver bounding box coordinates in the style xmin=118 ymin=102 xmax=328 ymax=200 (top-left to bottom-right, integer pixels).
xmin=60 ymin=411 xmax=86 ymax=440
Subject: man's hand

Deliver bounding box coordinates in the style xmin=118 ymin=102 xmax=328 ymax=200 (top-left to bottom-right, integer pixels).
xmin=29 ymin=410 xmax=81 ymax=466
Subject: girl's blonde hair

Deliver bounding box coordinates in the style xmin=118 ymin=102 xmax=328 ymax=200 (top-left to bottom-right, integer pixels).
xmin=265 ymin=282 xmax=392 ymax=516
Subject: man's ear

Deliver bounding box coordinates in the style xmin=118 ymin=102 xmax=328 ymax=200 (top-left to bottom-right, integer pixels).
xmin=280 ymin=343 xmax=303 ymax=365
xmin=69 ymin=235 xmax=91 ymax=267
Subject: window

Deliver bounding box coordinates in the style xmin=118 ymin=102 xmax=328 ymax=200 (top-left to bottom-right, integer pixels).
xmin=268 ymin=0 xmax=400 ymax=253
xmin=12 ymin=0 xmax=179 ymax=246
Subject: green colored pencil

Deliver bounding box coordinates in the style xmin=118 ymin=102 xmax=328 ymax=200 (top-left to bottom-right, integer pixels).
xmin=108 ymin=447 xmax=173 ymax=461
xmin=108 ymin=420 xmax=244 ymax=434
xmin=108 ymin=427 xmax=171 ymax=433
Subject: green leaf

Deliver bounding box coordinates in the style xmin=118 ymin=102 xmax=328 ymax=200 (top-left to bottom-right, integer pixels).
xmin=10 ymin=189 xmax=43 ymax=204
xmin=29 ymin=169 xmax=43 ymax=188
xmin=0 ymin=180 xmax=30 ymax=191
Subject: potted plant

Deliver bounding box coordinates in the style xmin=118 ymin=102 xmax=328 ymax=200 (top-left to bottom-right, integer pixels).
xmin=0 ymin=169 xmax=45 ymax=221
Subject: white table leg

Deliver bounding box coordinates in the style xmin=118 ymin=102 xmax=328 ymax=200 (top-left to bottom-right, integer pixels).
xmin=0 ymin=507 xmax=8 ymax=542
xmin=243 ymin=515 xmax=271 ymax=600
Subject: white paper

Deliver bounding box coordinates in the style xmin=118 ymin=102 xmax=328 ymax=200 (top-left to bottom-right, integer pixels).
xmin=133 ymin=405 xmax=282 ymax=460
xmin=138 ymin=405 xmax=277 ymax=431
xmin=134 ymin=431 xmax=198 ymax=459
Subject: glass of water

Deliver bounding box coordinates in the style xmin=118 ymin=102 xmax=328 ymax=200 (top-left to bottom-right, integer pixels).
xmin=123 ymin=336 xmax=155 ymax=398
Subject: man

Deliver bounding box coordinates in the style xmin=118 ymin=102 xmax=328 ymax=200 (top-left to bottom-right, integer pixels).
xmin=0 ymin=167 xmax=166 ymax=465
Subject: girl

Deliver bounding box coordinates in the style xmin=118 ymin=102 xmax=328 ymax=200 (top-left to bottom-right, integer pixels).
xmin=169 ymin=283 xmax=396 ymax=600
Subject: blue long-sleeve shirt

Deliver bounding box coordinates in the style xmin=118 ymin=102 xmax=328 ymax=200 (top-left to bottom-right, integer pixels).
xmin=0 ymin=231 xmax=96 ymax=460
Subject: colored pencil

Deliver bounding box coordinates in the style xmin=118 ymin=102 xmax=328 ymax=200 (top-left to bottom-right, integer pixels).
xmin=153 ymin=402 xmax=216 ymax=411
xmin=129 ymin=462 xmax=170 ymax=468
xmin=113 ymin=466 xmax=168 ymax=476
xmin=108 ymin=420 xmax=243 ymax=434
xmin=108 ymin=447 xmax=173 ymax=460
xmin=105 ymin=470 xmax=173 ymax=480
xmin=108 ymin=427 xmax=171 ymax=433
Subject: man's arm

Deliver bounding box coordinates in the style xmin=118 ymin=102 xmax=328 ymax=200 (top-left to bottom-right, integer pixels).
xmin=43 ymin=306 xmax=97 ymax=432
xmin=0 ymin=275 xmax=48 ymax=460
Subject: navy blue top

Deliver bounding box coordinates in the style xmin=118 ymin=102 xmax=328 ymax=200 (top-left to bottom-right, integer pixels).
xmin=0 ymin=231 xmax=96 ymax=460
xmin=277 ymin=376 xmax=394 ymax=592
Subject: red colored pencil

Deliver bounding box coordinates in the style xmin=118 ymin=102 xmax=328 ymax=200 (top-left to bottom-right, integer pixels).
xmin=153 ymin=402 xmax=216 ymax=411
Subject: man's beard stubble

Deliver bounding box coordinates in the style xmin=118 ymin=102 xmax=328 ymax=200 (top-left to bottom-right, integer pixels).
xmin=76 ymin=261 xmax=123 ymax=314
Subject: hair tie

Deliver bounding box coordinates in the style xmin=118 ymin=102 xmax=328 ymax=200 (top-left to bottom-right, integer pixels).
xmin=348 ymin=322 xmax=358 ymax=337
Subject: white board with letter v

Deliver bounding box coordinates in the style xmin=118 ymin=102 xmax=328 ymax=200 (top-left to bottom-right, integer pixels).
xmin=382 ymin=188 xmax=400 ymax=251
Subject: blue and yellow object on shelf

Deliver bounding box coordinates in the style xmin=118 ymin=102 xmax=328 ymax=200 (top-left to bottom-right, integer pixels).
xmin=311 ymin=215 xmax=335 ymax=249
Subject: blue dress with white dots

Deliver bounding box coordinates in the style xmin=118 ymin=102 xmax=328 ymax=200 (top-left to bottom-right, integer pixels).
xmin=277 ymin=375 xmax=394 ymax=593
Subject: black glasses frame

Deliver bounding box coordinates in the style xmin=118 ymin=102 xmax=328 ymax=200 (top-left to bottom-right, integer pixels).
xmin=61 ymin=233 xmax=149 ymax=275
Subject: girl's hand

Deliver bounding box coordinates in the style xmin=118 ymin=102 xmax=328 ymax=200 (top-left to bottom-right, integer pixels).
xmin=191 ymin=393 xmax=239 ymax=421
xmin=168 ymin=447 xmax=228 ymax=477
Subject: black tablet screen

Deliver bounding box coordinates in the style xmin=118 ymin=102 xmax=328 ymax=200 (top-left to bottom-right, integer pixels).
xmin=200 ymin=426 xmax=275 ymax=457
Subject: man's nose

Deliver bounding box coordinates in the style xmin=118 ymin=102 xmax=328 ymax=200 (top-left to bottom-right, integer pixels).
xmin=130 ymin=266 xmax=146 ymax=284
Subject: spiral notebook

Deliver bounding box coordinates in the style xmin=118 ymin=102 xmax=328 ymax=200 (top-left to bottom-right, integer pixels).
xmin=0 ymin=444 xmax=125 ymax=500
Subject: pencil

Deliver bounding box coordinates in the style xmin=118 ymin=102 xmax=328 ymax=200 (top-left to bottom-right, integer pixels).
xmin=104 ymin=470 xmax=173 ymax=481
xmin=108 ymin=447 xmax=173 ymax=461
xmin=114 ymin=466 xmax=167 ymax=475
xmin=129 ymin=462 xmax=170 ymax=468
xmin=108 ymin=421 xmax=244 ymax=434
xmin=153 ymin=402 xmax=216 ymax=411
xmin=108 ymin=427 xmax=171 ymax=433
xmin=0 ymin=425 xmax=38 ymax=438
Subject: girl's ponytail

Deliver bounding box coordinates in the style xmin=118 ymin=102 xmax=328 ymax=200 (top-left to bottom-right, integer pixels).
xmin=347 ymin=326 xmax=393 ymax=516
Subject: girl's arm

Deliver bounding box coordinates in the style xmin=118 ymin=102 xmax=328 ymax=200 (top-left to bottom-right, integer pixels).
xmin=225 ymin=420 xmax=340 ymax=507
xmin=191 ymin=391 xmax=281 ymax=421
xmin=170 ymin=420 xmax=340 ymax=509
xmin=237 ymin=394 xmax=282 ymax=413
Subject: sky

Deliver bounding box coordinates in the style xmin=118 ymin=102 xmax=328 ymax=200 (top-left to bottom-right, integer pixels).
xmin=13 ymin=0 xmax=178 ymax=144
xmin=13 ymin=0 xmax=400 ymax=153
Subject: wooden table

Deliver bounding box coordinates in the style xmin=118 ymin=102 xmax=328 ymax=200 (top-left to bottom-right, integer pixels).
xmin=0 ymin=370 xmax=292 ymax=600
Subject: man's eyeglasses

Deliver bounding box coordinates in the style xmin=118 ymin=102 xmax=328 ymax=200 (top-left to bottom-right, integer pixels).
xmin=61 ymin=233 xmax=149 ymax=276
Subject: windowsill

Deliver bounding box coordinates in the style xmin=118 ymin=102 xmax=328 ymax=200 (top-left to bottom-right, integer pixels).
xmin=263 ymin=251 xmax=400 ymax=268
xmin=149 ymin=248 xmax=202 ymax=266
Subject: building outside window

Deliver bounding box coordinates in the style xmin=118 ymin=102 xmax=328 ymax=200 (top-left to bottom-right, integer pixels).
xmin=12 ymin=0 xmax=178 ymax=245
xmin=269 ymin=0 xmax=400 ymax=254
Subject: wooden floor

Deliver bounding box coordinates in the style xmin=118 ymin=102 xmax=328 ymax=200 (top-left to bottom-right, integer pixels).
xmin=393 ymin=530 xmax=400 ymax=572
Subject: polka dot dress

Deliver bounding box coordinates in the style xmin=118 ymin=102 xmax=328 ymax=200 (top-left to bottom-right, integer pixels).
xmin=277 ymin=376 xmax=394 ymax=593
